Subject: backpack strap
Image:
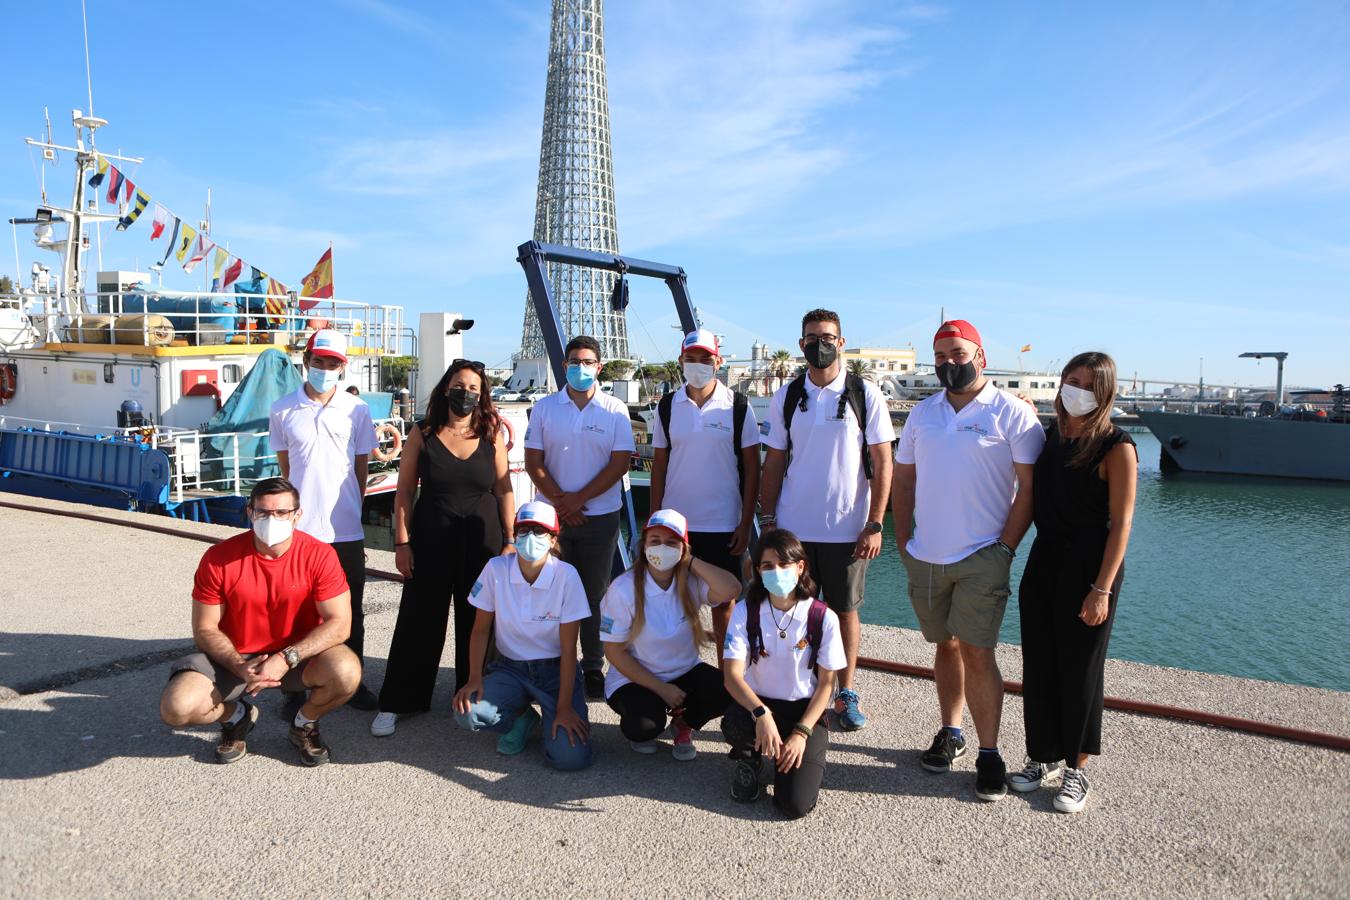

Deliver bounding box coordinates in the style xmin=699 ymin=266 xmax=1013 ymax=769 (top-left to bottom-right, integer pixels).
xmin=844 ymin=373 xmax=875 ymax=480
xmin=805 ymin=598 xmax=828 ymax=671
xmin=781 ymin=374 xmax=808 ymax=471
xmin=656 ymin=391 xmax=675 ymax=449
xmin=744 ymin=595 xmax=766 ymax=666
xmin=731 ymin=389 xmax=748 ymax=490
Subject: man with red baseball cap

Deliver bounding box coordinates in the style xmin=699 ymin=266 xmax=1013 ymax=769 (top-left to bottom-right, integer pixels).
xmin=892 ymin=318 xmax=1044 ymax=802
xmin=269 ymin=328 xmax=379 ymax=714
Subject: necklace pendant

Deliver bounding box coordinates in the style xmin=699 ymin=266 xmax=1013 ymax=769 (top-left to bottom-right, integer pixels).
xmin=778 ymin=630 xmax=787 ymax=639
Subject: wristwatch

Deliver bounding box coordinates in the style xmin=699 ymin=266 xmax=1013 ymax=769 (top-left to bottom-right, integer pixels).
xmin=864 ymin=521 xmax=883 ymax=535
xmin=752 ymin=705 xmax=768 ymax=720
xmin=281 ymin=646 xmax=301 ymax=669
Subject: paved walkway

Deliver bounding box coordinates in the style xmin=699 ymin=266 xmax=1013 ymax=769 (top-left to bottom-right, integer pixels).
xmin=1 ymin=497 xmax=1347 ymax=898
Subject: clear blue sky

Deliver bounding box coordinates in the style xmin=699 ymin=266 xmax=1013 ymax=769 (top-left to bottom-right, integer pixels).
xmin=3 ymin=1 xmax=1347 ymax=387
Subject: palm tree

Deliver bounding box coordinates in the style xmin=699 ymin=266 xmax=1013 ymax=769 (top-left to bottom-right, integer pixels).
xmin=769 ymin=349 xmax=795 ymax=393
xmin=847 ymin=358 xmax=875 ymax=381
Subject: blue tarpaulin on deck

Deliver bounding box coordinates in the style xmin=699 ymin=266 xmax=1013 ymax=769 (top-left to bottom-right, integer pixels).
xmin=200 ymin=348 xmax=301 ymax=487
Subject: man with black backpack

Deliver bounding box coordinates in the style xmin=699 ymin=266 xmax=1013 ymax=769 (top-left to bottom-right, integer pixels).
xmin=650 ymin=328 xmax=760 ymax=657
xmin=759 ymin=309 xmax=895 ymax=731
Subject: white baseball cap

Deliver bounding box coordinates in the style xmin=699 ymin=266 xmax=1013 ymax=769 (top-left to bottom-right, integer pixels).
xmin=515 ymin=500 xmax=560 ymax=534
xmin=644 ymin=508 xmax=689 ymax=543
xmin=306 ymin=329 xmax=348 ymax=364
xmin=681 ymin=328 xmax=719 ymax=357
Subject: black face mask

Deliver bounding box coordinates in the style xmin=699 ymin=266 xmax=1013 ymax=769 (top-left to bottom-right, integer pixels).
xmin=446 ymin=388 xmax=479 ymax=417
xmin=803 ymin=340 xmax=838 ymax=370
xmin=936 ymin=360 xmax=978 ymax=391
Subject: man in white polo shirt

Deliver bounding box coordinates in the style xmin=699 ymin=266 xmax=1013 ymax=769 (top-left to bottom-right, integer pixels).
xmin=892 ymin=318 xmax=1044 ymax=803
xmin=759 ymin=308 xmax=894 ymax=732
xmin=650 ymin=328 xmax=760 ymax=657
xmin=523 ymin=334 xmax=637 ymax=699
xmin=269 ymin=329 xmax=379 ymax=710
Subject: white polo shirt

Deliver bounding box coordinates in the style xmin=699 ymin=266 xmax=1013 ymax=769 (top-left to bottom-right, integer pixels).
xmin=524 ymin=388 xmax=636 ymax=515
xmin=469 ymin=554 xmax=590 ymax=661
xmin=895 ymin=381 xmax=1045 ymax=564
xmin=652 ymin=383 xmax=760 ymax=532
xmin=599 ymin=568 xmax=721 ymax=698
xmin=269 ymin=387 xmax=377 ymax=544
xmin=763 ymin=372 xmax=896 ymax=543
xmin=723 ymin=598 xmax=846 ymax=701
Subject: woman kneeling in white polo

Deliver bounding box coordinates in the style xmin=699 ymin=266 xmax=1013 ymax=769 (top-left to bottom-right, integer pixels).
xmin=722 ymin=528 xmax=846 ymax=818
xmin=600 ymin=509 xmax=741 ymax=761
xmin=453 ymin=501 xmax=592 ymax=770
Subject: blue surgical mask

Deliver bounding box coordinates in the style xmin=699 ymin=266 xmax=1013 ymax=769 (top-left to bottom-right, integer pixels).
xmin=515 ymin=532 xmax=553 ymax=562
xmin=762 ymin=566 xmax=800 ymax=599
xmin=566 ymin=363 xmax=598 ymax=392
xmin=308 ymin=366 xmax=342 ymax=393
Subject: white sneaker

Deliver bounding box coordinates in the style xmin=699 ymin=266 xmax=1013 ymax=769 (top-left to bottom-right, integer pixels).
xmin=1007 ymin=757 xmax=1064 ymax=792
xmin=629 ymin=739 xmax=659 ymax=754
xmin=370 ymin=711 xmax=398 ymax=737
xmin=1053 ymin=767 xmax=1091 ymax=813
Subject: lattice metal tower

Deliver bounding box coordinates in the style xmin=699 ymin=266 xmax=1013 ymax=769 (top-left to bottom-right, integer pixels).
xmin=518 ymin=0 xmax=628 ymax=362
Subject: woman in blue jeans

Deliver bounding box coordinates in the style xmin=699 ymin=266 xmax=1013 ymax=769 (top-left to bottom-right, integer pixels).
xmin=452 ymin=501 xmax=592 ymax=770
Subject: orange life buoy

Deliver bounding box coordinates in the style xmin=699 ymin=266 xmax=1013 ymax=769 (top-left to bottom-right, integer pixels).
xmin=0 ymin=363 xmax=16 ymax=404
xmin=371 ymin=423 xmax=403 ymax=462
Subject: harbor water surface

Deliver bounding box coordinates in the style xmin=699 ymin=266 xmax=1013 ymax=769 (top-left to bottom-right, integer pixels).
xmin=862 ymin=431 xmax=1350 ymax=693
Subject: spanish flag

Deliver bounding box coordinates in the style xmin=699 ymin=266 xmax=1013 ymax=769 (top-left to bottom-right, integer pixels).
xmin=1020 ymin=344 xmax=1032 ymax=353
xmin=298 ymin=247 xmax=333 ymax=311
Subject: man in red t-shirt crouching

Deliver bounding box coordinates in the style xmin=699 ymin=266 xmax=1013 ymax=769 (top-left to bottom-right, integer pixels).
xmin=159 ymin=477 xmax=361 ymax=766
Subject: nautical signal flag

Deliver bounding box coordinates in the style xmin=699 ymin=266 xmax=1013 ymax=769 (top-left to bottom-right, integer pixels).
xmin=88 ymin=155 xmax=109 ymax=189
xmin=174 ymin=223 xmax=197 ymax=264
xmin=160 ymin=217 xmax=181 ymax=265
xmin=1021 ymin=344 xmax=1032 ymax=353
xmin=150 ymin=205 xmax=170 ymax=241
xmin=116 ymin=190 xmax=151 ymax=231
xmin=105 ymin=165 xmax=124 ymax=206
xmin=298 ymin=247 xmax=333 ymax=310
xmin=266 ymin=277 xmax=289 ymax=326
xmin=220 ymin=256 xmax=244 ymax=292
xmin=183 ymin=234 xmax=213 ymax=274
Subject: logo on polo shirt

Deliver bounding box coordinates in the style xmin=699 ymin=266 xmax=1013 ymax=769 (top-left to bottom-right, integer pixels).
xmin=956 ymin=424 xmax=991 ymax=437
xmin=705 ymin=420 xmax=732 ymax=434
xmin=582 ymin=422 xmax=608 ymax=434
xmin=600 ymin=615 xmax=614 ymax=634
xmin=533 ymin=610 xmax=562 ymax=622
xmin=471 ymin=581 xmax=484 ymax=597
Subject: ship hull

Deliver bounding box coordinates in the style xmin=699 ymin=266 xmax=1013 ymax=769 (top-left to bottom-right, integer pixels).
xmin=1135 ymin=410 xmax=1350 ymax=481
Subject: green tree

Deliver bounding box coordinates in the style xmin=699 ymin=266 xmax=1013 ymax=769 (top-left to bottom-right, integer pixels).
xmin=0 ymin=276 xmax=13 ymax=295
xmin=847 ymin=358 xmax=875 ymax=381
xmin=600 ymin=359 xmax=634 ymax=381
xmin=380 ymin=355 xmax=416 ymax=390
xmin=768 ymin=349 xmax=795 ymax=393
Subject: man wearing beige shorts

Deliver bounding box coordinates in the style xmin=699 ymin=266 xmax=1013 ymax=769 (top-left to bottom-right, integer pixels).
xmin=891 ymin=319 xmax=1044 ymax=802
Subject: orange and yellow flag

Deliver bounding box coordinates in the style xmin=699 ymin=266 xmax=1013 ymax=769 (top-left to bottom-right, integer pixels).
xmin=1020 ymin=344 xmax=1032 ymax=353
xmin=299 ymin=247 xmax=333 ymax=311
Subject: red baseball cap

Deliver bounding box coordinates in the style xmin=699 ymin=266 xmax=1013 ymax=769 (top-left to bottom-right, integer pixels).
xmin=681 ymin=328 xmax=719 ymax=356
xmin=305 ymin=329 xmax=349 ymax=363
xmin=933 ymin=319 xmax=982 ymax=349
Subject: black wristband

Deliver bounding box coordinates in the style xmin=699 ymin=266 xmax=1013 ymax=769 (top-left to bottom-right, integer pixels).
xmin=792 ymin=722 xmax=813 ymax=739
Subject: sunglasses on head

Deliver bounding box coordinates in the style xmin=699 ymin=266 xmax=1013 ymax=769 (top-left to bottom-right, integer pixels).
xmin=451 ymin=358 xmax=486 ymax=373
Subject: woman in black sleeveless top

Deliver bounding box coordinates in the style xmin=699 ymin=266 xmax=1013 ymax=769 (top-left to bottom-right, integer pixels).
xmin=1011 ymin=351 xmax=1137 ymax=814
xmin=372 ymin=360 xmax=514 ymax=737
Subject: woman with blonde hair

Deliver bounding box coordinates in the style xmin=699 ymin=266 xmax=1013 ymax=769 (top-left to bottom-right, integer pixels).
xmin=1010 ymin=351 xmax=1137 ymax=813
xmin=600 ymin=509 xmax=741 ymax=761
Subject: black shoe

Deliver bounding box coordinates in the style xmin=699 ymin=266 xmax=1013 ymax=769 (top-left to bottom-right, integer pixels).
xmin=920 ymin=729 xmax=967 ymax=773
xmin=975 ymin=752 xmax=1008 ymax=802
xmin=215 ymin=700 xmax=258 ymax=764
xmin=583 ymin=670 xmax=605 ymax=700
xmin=731 ymin=758 xmax=761 ymax=802
xmin=278 ymin=690 xmax=306 ymax=724
xmin=347 ymin=683 xmax=379 ymax=711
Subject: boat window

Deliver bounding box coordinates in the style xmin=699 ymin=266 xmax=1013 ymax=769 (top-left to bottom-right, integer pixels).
xmin=1007 ymin=380 xmax=1020 ymax=388
xmin=104 ymin=363 xmax=115 ymax=384
xmin=221 ymin=364 xmax=242 ymax=384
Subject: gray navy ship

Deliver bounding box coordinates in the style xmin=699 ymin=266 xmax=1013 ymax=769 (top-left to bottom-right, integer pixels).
xmin=1135 ymin=353 xmax=1349 ymax=482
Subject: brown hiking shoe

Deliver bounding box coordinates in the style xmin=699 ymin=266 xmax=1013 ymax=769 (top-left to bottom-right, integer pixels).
xmin=288 ymin=722 xmax=331 ymax=767
xmin=215 ymin=700 xmax=258 ymax=764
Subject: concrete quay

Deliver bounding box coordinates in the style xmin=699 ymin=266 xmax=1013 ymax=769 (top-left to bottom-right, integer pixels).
xmin=1 ymin=496 xmax=1347 ymax=899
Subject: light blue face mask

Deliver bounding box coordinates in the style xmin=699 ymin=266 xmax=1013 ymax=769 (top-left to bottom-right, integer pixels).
xmin=566 ymin=363 xmax=598 ymax=391
xmin=307 ymin=366 xmax=342 ymax=393
xmin=515 ymin=532 xmax=553 ymax=562
xmin=762 ymin=566 xmax=800 ymax=599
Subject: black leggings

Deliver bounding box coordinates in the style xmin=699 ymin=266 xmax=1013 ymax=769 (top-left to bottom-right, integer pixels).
xmin=606 ymin=662 xmax=729 ymax=741
xmin=722 ymin=696 xmax=828 ymax=819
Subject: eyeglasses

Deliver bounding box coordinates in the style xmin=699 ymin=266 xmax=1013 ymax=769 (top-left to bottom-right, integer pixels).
xmin=566 ymin=358 xmax=599 ymax=367
xmin=451 ymin=359 xmax=486 ymax=373
xmin=516 ymin=524 xmax=554 ymax=537
xmin=249 ymin=508 xmax=297 ymax=520
xmin=802 ymin=334 xmax=840 ymax=346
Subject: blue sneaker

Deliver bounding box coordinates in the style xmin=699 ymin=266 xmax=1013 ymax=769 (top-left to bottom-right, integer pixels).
xmin=496 ymin=707 xmax=540 ymax=756
xmin=835 ymin=688 xmax=867 ymax=731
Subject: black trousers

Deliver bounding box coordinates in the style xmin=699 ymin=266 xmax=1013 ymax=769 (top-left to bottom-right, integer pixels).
xmin=559 ymin=511 xmax=621 ymax=674
xmin=331 ymin=540 xmax=367 ymax=666
xmin=606 ymin=662 xmax=730 ymax=741
xmin=723 ymin=696 xmax=828 ymax=819
xmin=378 ymin=540 xmax=486 ymax=713
xmin=687 ymin=531 xmax=743 ymax=579
xmin=1018 ymin=537 xmax=1122 ymax=764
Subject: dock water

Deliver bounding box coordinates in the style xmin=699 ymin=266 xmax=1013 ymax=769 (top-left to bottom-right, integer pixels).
xmin=1 ymin=496 xmax=1347 ymax=898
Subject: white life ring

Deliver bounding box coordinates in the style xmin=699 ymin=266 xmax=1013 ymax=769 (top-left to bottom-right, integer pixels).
xmin=499 ymin=416 xmax=515 ymax=451
xmin=371 ymin=423 xmax=403 ymax=462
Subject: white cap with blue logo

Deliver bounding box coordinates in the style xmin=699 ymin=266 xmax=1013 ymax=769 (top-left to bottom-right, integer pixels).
xmin=643 ymin=508 xmax=689 ymax=543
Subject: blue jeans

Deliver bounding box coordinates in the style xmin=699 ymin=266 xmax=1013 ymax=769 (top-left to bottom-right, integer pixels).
xmin=453 ymin=657 xmax=593 ymax=771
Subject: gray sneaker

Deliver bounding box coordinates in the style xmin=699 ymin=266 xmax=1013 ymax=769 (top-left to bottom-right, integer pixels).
xmin=1008 ymin=757 xmax=1065 ymax=793
xmin=1054 ymin=767 xmax=1091 ymax=813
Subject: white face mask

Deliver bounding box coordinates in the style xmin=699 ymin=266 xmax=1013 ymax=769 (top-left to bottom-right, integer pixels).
xmin=252 ymin=516 xmax=293 ymax=547
xmin=1060 ymin=383 xmax=1099 ymax=417
xmin=682 ymin=362 xmax=716 ymax=389
xmin=644 ymin=543 xmax=683 ymax=572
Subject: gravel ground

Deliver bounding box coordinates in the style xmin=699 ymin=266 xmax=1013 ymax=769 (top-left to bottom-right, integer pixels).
xmin=2 ymin=497 xmax=1347 ymax=898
